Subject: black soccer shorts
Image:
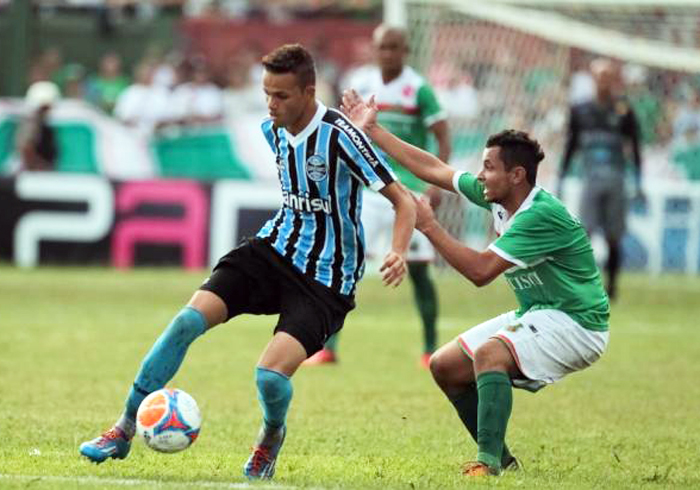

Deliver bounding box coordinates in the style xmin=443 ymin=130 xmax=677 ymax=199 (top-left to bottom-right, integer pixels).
xmin=199 ymin=238 xmax=355 ymax=357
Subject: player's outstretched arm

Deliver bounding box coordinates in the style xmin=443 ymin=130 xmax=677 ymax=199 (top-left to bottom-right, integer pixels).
xmin=412 ymin=195 xmax=512 ymax=287
xmin=378 ymin=181 xmax=416 ymax=287
xmin=342 ymin=89 xmax=456 ymax=193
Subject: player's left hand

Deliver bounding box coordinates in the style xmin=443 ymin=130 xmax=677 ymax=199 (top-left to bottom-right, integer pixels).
xmin=412 ymin=195 xmax=437 ymax=233
xmin=380 ymin=251 xmax=407 ymax=287
xmin=341 ymin=89 xmax=378 ymax=132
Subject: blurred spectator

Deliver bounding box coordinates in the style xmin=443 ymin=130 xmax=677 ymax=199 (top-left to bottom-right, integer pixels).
xmin=568 ymin=55 xmax=595 ymax=105
xmin=27 ymin=47 xmax=64 ymax=85
xmin=233 ymin=43 xmax=266 ymax=86
xmin=530 ymin=92 xmax=567 ymax=178
xmin=672 ymin=86 xmax=700 ymax=147
xmin=185 ymin=0 xmax=248 ymax=18
xmin=307 ymin=38 xmax=341 ymax=106
xmin=16 ymin=82 xmax=60 ymax=172
xmin=624 ymin=64 xmax=662 ymax=145
xmin=87 ymin=52 xmax=130 ymax=114
xmin=223 ymin=56 xmax=267 ymax=117
xmin=431 ymin=62 xmax=480 ymax=121
xmin=62 ymin=63 xmax=88 ymax=100
xmin=114 ymin=61 xmax=171 ymax=137
xmin=152 ymin=51 xmax=180 ymax=90
xmin=171 ymin=57 xmax=194 ymax=89
xmin=339 ymin=38 xmax=375 ymax=93
xmin=169 ymin=60 xmax=224 ymax=126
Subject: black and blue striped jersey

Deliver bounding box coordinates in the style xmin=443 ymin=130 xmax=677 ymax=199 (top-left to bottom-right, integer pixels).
xmin=257 ymin=102 xmax=396 ymax=296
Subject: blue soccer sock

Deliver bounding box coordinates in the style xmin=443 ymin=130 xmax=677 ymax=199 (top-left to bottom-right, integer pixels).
xmin=256 ymin=367 xmax=293 ymax=430
xmin=123 ymin=307 xmax=207 ymax=423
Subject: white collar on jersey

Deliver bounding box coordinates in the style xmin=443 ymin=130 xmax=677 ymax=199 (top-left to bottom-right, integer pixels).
xmin=283 ymin=100 xmax=327 ymax=148
xmin=512 ymin=185 xmax=541 ymax=218
xmin=493 ymin=185 xmax=542 ymax=234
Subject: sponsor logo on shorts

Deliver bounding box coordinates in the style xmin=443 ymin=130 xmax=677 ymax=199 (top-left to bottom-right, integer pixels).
xmin=305 ymin=155 xmax=328 ymax=182
xmin=506 ymin=323 xmax=523 ymax=332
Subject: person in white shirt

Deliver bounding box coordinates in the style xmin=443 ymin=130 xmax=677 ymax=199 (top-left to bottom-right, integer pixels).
xmin=114 ymin=62 xmax=171 ymax=138
xmin=169 ymin=61 xmax=224 ymax=127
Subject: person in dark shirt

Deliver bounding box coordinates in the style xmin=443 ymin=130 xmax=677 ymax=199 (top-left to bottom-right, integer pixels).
xmin=16 ymin=81 xmax=60 ymax=172
xmin=558 ymin=58 xmax=643 ymax=300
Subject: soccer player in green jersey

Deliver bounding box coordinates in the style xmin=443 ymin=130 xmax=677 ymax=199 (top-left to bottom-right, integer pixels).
xmin=342 ymin=89 xmax=610 ymax=476
xmin=306 ymin=24 xmax=451 ymax=367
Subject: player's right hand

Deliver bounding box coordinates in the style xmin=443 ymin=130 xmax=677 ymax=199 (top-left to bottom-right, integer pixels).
xmin=380 ymin=251 xmax=407 ymax=288
xmin=341 ymin=89 xmax=378 ymax=133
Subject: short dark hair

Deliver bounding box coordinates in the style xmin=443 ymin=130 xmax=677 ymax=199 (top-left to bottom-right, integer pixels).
xmin=486 ymin=129 xmax=545 ymax=186
xmin=261 ymin=44 xmax=316 ymax=88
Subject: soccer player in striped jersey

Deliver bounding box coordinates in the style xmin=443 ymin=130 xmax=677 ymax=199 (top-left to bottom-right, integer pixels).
xmin=79 ymin=44 xmax=416 ymax=480
xmin=343 ymin=90 xmax=609 ymax=477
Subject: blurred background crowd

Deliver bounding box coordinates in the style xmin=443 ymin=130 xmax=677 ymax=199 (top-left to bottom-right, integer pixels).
xmin=1 ymin=0 xmax=699 ymax=182
xmin=2 ymin=0 xmax=700 ymax=182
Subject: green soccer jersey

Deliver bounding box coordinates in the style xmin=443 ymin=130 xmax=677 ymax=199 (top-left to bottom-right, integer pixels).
xmin=350 ymin=66 xmax=447 ymax=192
xmin=453 ymin=171 xmax=610 ymax=331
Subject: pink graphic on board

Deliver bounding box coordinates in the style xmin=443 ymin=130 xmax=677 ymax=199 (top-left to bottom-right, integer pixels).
xmin=111 ymin=181 xmax=208 ymax=269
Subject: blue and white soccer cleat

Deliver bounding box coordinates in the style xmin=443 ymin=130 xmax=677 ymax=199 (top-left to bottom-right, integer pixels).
xmin=243 ymin=425 xmax=286 ymax=479
xmin=79 ymin=427 xmax=131 ymax=464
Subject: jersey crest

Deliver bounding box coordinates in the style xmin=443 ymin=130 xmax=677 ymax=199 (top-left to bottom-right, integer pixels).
xmin=305 ymin=154 xmax=327 ymax=182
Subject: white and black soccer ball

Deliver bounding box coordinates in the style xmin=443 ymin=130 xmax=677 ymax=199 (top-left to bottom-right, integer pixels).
xmin=136 ymin=388 xmax=201 ymax=453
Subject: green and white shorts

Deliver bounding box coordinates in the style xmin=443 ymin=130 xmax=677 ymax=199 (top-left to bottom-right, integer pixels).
xmin=457 ymin=309 xmax=609 ymax=391
xmin=362 ymin=190 xmax=435 ymax=262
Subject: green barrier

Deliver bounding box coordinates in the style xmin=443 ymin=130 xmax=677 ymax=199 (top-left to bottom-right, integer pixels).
xmin=55 ymin=123 xmax=99 ymax=173
xmin=152 ymin=130 xmax=251 ymax=181
xmin=0 ymin=118 xmax=18 ymax=172
xmin=2 ymin=120 xmax=252 ymax=179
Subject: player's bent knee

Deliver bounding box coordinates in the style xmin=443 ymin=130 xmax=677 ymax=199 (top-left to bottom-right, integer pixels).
xmin=429 ymin=352 xmax=449 ymax=382
xmin=429 ymin=350 xmax=472 ymax=389
xmin=188 ymin=290 xmax=227 ymax=328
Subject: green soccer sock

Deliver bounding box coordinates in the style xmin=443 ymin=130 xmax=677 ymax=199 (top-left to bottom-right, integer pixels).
xmin=476 ymin=371 xmax=513 ymax=471
xmin=408 ymin=262 xmax=438 ymax=353
xmin=448 ymin=383 xmax=515 ymax=467
xmin=324 ymin=332 xmax=339 ymax=353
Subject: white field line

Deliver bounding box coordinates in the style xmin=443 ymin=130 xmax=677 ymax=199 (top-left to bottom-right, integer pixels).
xmin=0 ymin=473 xmax=298 ymax=489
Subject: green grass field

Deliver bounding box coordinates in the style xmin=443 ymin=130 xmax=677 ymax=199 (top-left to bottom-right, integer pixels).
xmin=1 ymin=266 xmax=699 ymax=489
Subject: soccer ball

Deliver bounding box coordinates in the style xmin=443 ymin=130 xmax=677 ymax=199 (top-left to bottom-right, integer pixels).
xmin=136 ymin=388 xmax=201 ymax=453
